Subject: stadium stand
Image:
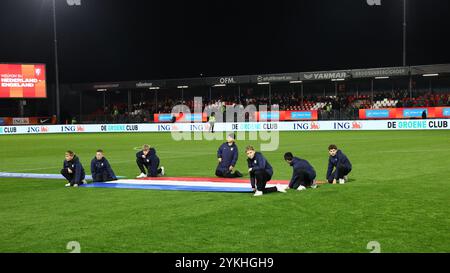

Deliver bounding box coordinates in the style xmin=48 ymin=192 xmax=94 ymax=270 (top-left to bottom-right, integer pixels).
xmin=80 ymin=89 xmax=450 ymax=123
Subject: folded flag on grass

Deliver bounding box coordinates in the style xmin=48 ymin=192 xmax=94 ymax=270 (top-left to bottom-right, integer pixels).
xmin=80 ymin=177 xmax=326 ymax=192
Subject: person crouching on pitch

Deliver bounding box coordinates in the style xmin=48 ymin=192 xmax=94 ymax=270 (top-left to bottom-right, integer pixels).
xmin=216 ymin=133 xmax=243 ymax=178
xmin=245 ymin=146 xmax=286 ymax=196
xmin=284 ymin=152 xmax=317 ymax=191
xmin=327 ymin=144 xmax=352 ymax=184
xmin=61 ymin=150 xmax=86 ymax=187
xmin=136 ymin=144 xmax=165 ymax=178
xmin=91 ymin=149 xmax=117 ymax=182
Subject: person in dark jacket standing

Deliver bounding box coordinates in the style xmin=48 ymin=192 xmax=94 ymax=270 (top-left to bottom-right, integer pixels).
xmin=326 ymin=144 xmax=352 ymax=184
xmin=61 ymin=150 xmax=86 ymax=187
xmin=422 ymin=110 xmax=427 ymax=119
xmin=136 ymin=144 xmax=165 ymax=178
xmin=91 ymin=149 xmax=117 ymax=182
xmin=284 ymin=152 xmax=317 ymax=191
xmin=216 ymin=134 xmax=243 ymax=178
xmin=246 ymin=146 xmax=286 ymax=197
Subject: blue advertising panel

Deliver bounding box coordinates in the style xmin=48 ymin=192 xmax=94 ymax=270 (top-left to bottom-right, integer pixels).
xmin=443 ymin=108 xmax=450 ymax=117
xmin=365 ymin=109 xmax=390 ymax=119
xmin=291 ymin=111 xmax=313 ymax=120
xmin=158 ymin=114 xmax=174 ymax=122
xmin=403 ymin=109 xmax=427 ymax=118
xmin=259 ymin=112 xmax=280 ymax=120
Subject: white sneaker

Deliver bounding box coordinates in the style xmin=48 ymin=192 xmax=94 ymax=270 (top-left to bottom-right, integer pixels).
xmin=339 ymin=178 xmax=345 ymax=184
xmin=297 ymin=185 xmax=307 ymax=191
xmin=65 ymin=183 xmax=71 ymax=187
xmin=136 ymin=173 xmax=146 ymax=178
xmin=82 ymin=179 xmax=87 ymax=184
xmin=343 ymin=176 xmax=348 ymax=182
xmin=160 ymin=166 xmax=165 ymax=176
xmin=253 ymin=191 xmax=263 ymax=197
xmin=73 ymin=184 xmax=79 ymax=188
xmin=311 ymin=183 xmax=318 ymax=189
xmin=276 ymin=184 xmax=287 ymax=193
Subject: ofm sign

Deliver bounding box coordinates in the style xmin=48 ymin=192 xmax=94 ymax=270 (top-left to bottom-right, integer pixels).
xmin=367 ymin=0 xmax=381 ymax=6
xmin=219 ymin=77 xmax=236 ymax=84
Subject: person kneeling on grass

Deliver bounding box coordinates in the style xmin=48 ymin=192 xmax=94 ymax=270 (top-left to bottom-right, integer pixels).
xmin=91 ymin=149 xmax=117 ymax=182
xmin=136 ymin=144 xmax=165 ymax=178
xmin=61 ymin=150 xmax=86 ymax=187
xmin=284 ymin=152 xmax=318 ymax=191
xmin=216 ymin=133 xmax=243 ymax=178
xmin=326 ymin=144 xmax=352 ymax=185
xmin=245 ymin=146 xmax=286 ymax=197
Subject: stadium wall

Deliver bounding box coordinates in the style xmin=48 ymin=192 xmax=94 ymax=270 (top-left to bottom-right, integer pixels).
xmin=0 ymin=119 xmax=449 ymax=135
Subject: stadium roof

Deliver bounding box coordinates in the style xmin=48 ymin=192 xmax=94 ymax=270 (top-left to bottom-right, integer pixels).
xmin=68 ymin=63 xmax=450 ymax=92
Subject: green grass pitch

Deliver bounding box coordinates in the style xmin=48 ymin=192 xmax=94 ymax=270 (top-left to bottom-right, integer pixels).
xmin=0 ymin=131 xmax=449 ymax=253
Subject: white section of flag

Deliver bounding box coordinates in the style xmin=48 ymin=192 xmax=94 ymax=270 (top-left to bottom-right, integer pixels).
xmin=109 ymin=179 xmax=251 ymax=189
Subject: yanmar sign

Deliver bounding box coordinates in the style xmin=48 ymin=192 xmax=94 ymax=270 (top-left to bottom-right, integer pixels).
xmin=301 ymin=71 xmax=349 ymax=81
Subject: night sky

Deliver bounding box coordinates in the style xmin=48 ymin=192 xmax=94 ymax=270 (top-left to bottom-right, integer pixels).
xmin=1 ymin=0 xmax=450 ymax=84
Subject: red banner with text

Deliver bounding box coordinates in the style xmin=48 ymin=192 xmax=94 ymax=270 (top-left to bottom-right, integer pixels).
xmin=0 ymin=64 xmax=47 ymax=98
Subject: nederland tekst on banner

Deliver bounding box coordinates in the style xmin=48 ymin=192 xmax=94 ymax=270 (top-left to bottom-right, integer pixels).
xmin=0 ymin=119 xmax=449 ymax=135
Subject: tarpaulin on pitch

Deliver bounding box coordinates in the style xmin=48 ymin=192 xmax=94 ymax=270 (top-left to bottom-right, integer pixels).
xmin=0 ymin=172 xmax=124 ymax=180
xmin=80 ymin=177 xmax=290 ymax=193
xmin=0 ymin=172 xmax=94 ymax=180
